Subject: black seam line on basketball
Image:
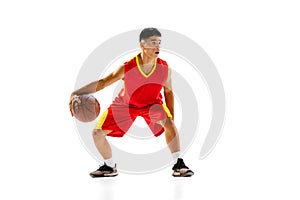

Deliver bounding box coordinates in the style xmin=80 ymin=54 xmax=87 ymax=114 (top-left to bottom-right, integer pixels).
xmin=85 ymin=100 xmax=97 ymax=114
xmin=82 ymin=95 xmax=88 ymax=121
xmin=85 ymin=95 xmax=95 ymax=114
xmin=83 ymin=95 xmax=97 ymax=120
xmin=76 ymin=95 xmax=87 ymax=121
xmin=73 ymin=102 xmax=76 ymax=112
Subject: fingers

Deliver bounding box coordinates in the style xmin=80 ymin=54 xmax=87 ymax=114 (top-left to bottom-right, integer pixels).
xmin=71 ymin=95 xmax=81 ymax=104
xmin=69 ymin=99 xmax=74 ymax=116
xmin=69 ymin=107 xmax=74 ymax=116
xmin=69 ymin=94 xmax=80 ymax=117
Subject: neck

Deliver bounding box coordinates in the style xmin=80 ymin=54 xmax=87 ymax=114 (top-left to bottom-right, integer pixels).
xmin=140 ymin=53 xmax=156 ymax=65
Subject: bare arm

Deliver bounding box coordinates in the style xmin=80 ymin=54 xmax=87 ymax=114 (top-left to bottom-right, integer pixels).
xmin=163 ymin=68 xmax=174 ymax=120
xmin=70 ymin=65 xmax=124 ymax=96
xmin=69 ymin=65 xmax=124 ymax=116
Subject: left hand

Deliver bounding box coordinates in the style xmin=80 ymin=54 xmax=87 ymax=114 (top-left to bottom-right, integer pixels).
xmin=69 ymin=94 xmax=80 ymax=116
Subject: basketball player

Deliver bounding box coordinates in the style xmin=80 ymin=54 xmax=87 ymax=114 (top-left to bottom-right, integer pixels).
xmin=69 ymin=28 xmax=194 ymax=177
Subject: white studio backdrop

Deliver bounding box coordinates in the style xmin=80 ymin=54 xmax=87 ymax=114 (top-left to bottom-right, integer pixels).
xmin=0 ymin=0 xmax=299 ymax=200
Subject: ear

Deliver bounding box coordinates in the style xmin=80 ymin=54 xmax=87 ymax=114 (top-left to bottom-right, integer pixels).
xmin=140 ymin=42 xmax=144 ymax=50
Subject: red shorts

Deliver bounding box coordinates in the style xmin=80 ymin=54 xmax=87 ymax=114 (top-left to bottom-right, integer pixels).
xmin=95 ymin=103 xmax=172 ymax=137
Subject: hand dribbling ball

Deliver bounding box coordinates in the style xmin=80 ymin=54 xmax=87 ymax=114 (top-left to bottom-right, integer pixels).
xmin=72 ymin=95 xmax=100 ymax=122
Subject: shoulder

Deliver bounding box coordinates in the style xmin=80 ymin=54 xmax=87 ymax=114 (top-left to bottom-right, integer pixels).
xmin=157 ymin=57 xmax=169 ymax=80
xmin=124 ymin=56 xmax=136 ymax=66
xmin=157 ymin=57 xmax=168 ymax=67
xmin=123 ymin=56 xmax=137 ymax=72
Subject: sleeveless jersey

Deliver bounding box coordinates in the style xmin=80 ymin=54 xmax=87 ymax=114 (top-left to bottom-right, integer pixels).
xmin=114 ymin=54 xmax=168 ymax=108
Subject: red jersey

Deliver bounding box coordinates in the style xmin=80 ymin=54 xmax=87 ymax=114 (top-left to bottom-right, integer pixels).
xmin=113 ymin=54 xmax=168 ymax=108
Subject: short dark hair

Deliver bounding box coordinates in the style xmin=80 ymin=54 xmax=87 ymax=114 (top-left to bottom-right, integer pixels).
xmin=139 ymin=27 xmax=161 ymax=42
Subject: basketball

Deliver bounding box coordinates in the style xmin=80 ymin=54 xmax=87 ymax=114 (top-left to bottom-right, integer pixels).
xmin=72 ymin=94 xmax=100 ymax=122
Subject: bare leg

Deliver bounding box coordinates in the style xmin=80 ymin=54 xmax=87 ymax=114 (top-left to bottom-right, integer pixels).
xmin=90 ymin=129 xmax=118 ymax=177
xmin=92 ymin=129 xmax=113 ymax=159
xmin=163 ymin=118 xmax=180 ymax=153
xmin=162 ymin=118 xmax=194 ymax=177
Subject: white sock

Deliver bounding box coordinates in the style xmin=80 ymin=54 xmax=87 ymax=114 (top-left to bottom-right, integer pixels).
xmin=104 ymin=158 xmax=116 ymax=168
xmin=172 ymin=151 xmax=180 ymax=163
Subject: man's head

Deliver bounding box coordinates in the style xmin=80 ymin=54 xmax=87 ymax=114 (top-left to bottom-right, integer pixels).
xmin=139 ymin=28 xmax=161 ymax=58
xmin=139 ymin=28 xmax=161 ymax=42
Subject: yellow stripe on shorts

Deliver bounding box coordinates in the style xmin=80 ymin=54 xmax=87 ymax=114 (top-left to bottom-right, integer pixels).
xmin=162 ymin=104 xmax=173 ymax=118
xmin=94 ymin=109 xmax=108 ymax=129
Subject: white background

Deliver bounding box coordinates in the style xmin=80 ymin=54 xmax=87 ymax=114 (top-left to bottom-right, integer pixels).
xmin=1 ymin=0 xmax=299 ymax=200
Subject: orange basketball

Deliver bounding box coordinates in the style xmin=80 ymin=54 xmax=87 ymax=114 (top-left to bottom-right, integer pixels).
xmin=72 ymin=95 xmax=100 ymax=122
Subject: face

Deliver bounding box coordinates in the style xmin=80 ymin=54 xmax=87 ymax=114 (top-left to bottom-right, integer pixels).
xmin=140 ymin=35 xmax=161 ymax=58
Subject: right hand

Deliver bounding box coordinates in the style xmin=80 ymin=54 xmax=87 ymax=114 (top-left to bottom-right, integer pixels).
xmin=69 ymin=94 xmax=81 ymax=117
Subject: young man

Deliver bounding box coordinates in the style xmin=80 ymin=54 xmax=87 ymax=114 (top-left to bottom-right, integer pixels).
xmin=69 ymin=28 xmax=194 ymax=177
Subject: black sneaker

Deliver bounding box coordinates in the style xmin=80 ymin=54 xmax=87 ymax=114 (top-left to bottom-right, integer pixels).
xmin=172 ymin=158 xmax=194 ymax=177
xmin=89 ymin=163 xmax=118 ymax=178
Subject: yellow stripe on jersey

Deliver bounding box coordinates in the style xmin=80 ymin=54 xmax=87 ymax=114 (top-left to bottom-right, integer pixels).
xmin=95 ymin=109 xmax=108 ymax=129
xmin=136 ymin=54 xmax=157 ymax=78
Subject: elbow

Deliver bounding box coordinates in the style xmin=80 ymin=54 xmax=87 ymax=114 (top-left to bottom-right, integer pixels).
xmin=96 ymin=80 xmax=105 ymax=91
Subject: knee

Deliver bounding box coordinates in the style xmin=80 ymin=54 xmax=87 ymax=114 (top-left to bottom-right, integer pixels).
xmin=92 ymin=129 xmax=106 ymax=140
xmin=164 ymin=118 xmax=176 ymax=132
